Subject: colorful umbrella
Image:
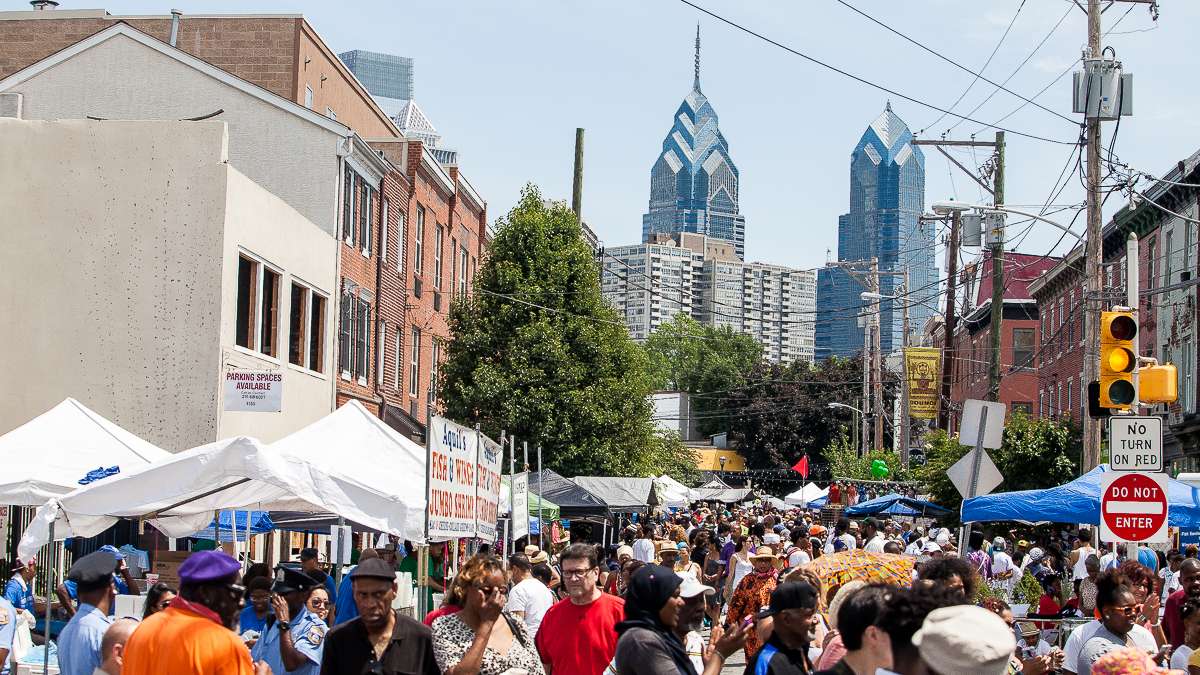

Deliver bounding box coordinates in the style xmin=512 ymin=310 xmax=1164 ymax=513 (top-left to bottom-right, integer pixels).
xmin=792 ymin=549 xmax=915 ymax=601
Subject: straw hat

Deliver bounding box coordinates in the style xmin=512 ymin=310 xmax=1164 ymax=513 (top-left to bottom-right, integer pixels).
xmin=750 ymin=546 xmax=785 ymax=569
xmin=656 ymin=540 xmax=682 ymax=562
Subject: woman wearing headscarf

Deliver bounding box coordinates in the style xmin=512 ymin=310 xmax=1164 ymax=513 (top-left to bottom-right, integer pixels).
xmin=613 ymin=564 xmax=746 ymax=675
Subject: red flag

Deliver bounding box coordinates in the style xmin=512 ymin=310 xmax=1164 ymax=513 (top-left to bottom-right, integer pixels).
xmin=792 ymin=454 xmax=810 ymax=478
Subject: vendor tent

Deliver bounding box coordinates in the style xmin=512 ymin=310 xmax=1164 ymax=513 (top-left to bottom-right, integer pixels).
xmin=19 ymin=434 xmax=425 ymax=561
xmin=962 ymin=464 xmax=1200 ymax=527
xmin=655 ymin=475 xmax=695 ymax=508
xmin=500 ymin=477 xmax=561 ymax=520
xmin=785 ymin=482 xmax=828 ymax=508
xmin=0 ymin=398 xmax=170 ymax=504
xmin=191 ymin=510 xmax=275 ymax=542
xmin=845 ymin=493 xmax=950 ymax=517
xmin=692 ymin=477 xmax=753 ymax=503
xmin=537 ymin=469 xmax=610 ymax=518
xmin=572 ymin=477 xmax=660 ymax=511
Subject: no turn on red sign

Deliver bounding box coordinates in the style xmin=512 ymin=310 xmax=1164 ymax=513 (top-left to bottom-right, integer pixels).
xmin=1100 ymin=472 xmax=1169 ymax=544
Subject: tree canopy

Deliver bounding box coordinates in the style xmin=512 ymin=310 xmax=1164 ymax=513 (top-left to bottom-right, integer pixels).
xmin=438 ymin=186 xmax=696 ymax=478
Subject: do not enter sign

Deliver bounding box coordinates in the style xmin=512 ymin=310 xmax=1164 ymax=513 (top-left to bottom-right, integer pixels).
xmin=1100 ymin=472 xmax=1169 ymax=544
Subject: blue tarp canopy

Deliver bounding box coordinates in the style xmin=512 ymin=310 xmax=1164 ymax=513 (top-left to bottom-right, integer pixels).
xmin=191 ymin=510 xmax=274 ymax=542
xmin=845 ymin=493 xmax=951 ymax=517
xmin=962 ymin=464 xmax=1200 ymax=527
xmin=808 ymin=495 xmax=828 ymax=509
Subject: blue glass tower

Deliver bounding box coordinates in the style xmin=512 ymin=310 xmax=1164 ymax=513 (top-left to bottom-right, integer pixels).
xmin=642 ymin=27 xmax=746 ymax=259
xmin=815 ymin=104 xmax=932 ymax=360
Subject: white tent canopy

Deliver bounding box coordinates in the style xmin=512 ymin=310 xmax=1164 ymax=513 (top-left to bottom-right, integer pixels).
xmin=654 ymin=475 xmax=695 ymax=508
xmin=19 ymin=404 xmax=430 ymax=560
xmin=0 ymin=398 xmax=170 ymax=505
xmin=784 ymin=482 xmax=828 ymax=507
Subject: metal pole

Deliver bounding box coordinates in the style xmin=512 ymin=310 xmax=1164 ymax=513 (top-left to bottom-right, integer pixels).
xmin=572 ymin=128 xmax=585 ymax=222
xmin=43 ymin=520 xmax=53 ymax=675
xmin=509 ymin=434 xmax=516 ymax=557
xmin=1082 ymin=0 xmax=1104 ymax=472
xmin=523 ymin=441 xmax=530 ymax=548
xmin=988 ymin=131 xmax=1006 ymax=402
xmin=1128 ymin=233 xmax=1140 ymax=409
xmin=537 ymin=445 xmax=545 ymax=551
xmin=940 ymin=212 xmax=962 ymax=431
xmin=334 ymin=515 xmax=345 ymax=587
xmin=900 ymin=273 xmax=911 ymax=468
xmin=872 ymin=258 xmax=884 ymax=453
xmin=958 ymin=406 xmax=989 ymax=558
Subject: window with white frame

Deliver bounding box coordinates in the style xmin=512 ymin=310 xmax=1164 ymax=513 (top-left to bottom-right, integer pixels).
xmin=355 ymin=299 xmax=370 ymax=382
xmin=434 ymin=224 xmax=444 ymax=290
xmin=1067 ymin=377 xmax=1073 ymax=417
xmin=459 ymin=246 xmax=469 ymax=297
xmin=288 ymin=282 xmax=326 ymax=373
xmin=430 ymin=339 xmax=441 ymax=403
xmin=338 ymin=292 xmax=371 ymax=381
xmin=414 ymin=206 xmax=425 ymax=275
xmin=236 ymin=255 xmax=280 ymax=358
xmin=304 ymin=85 xmax=313 ymax=109
xmin=397 ymin=212 xmax=406 ymax=276
xmin=377 ymin=319 xmax=386 ymax=385
xmin=381 ymin=198 xmax=389 ymax=263
xmin=360 ymin=181 xmax=373 ymax=256
xmin=450 ymin=237 xmax=458 ymax=296
xmin=409 ymin=327 xmax=421 ymax=397
xmin=343 ymin=169 xmax=356 ymax=247
xmin=395 ymin=329 xmax=402 ymax=391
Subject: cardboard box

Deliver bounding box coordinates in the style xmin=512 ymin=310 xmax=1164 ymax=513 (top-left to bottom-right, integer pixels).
xmin=150 ymin=551 xmax=191 ymax=589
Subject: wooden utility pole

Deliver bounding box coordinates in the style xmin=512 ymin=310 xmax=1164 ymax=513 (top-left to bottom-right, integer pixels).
xmin=1082 ymin=0 xmax=1104 ymax=471
xmin=871 ymin=258 xmax=884 ymax=454
xmin=988 ymin=131 xmax=1006 ymax=402
xmin=939 ymin=212 xmax=961 ymax=431
xmin=899 ymin=270 xmax=911 ymax=467
xmin=572 ymin=128 xmax=584 ymax=222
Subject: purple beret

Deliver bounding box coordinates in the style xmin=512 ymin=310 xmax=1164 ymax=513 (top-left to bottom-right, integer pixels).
xmin=178 ymin=550 xmax=240 ymax=584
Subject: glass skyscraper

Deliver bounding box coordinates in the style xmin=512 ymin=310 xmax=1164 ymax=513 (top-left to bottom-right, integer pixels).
xmin=338 ymin=50 xmax=414 ymax=101
xmin=641 ymin=28 xmax=746 ymax=260
xmin=815 ymin=104 xmax=933 ymax=359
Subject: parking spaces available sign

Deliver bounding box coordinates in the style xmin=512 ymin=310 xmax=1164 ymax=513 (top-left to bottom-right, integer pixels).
xmin=223 ymin=369 xmax=282 ymax=412
xmin=427 ymin=416 xmax=481 ymax=539
xmin=474 ymin=433 xmax=503 ymax=544
xmin=1100 ymin=472 xmax=1169 ymax=544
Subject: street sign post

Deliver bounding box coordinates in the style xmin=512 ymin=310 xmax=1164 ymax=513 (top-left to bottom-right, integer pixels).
xmin=1100 ymin=472 xmax=1168 ymax=543
xmin=1109 ymin=416 xmax=1163 ymax=472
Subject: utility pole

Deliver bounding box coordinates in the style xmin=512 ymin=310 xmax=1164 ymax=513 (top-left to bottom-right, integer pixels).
xmin=900 ymin=270 xmax=911 ymax=467
xmin=939 ymin=211 xmax=961 ymax=431
xmin=1082 ymin=0 xmax=1104 ymax=472
xmin=861 ymin=320 xmax=871 ymax=456
xmin=572 ymin=128 xmax=584 ymax=222
xmin=988 ymin=130 xmax=1006 ymax=402
xmin=871 ymin=258 xmax=884 ymax=454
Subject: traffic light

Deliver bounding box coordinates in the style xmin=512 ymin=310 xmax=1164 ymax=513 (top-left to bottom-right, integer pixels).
xmin=1140 ymin=364 xmax=1179 ymax=404
xmin=1088 ymin=381 xmax=1112 ymax=419
xmin=1099 ymin=310 xmax=1137 ymax=409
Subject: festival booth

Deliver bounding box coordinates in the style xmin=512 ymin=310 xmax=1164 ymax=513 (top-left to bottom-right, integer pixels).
xmin=845 ymin=493 xmax=951 ymax=518
xmin=784 ymin=482 xmax=828 ymax=508
xmin=572 ymin=477 xmax=662 ymax=546
xmin=536 ymin=469 xmax=610 ymax=519
xmin=691 ymin=477 xmax=753 ymax=504
xmin=655 ymin=474 xmax=696 ymax=509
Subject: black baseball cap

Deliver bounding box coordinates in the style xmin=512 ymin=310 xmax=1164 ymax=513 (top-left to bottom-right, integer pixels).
xmin=757 ymin=581 xmax=819 ymax=618
xmin=349 ymin=558 xmax=396 ymax=581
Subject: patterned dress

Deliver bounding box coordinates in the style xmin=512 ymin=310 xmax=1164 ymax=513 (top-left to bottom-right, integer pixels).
xmin=727 ymin=570 xmax=778 ymax=660
xmin=432 ymin=611 xmax=546 ymax=675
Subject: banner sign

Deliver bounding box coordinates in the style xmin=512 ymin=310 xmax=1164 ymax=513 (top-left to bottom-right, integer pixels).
xmin=223 ymin=369 xmax=282 ymax=412
xmin=427 ymin=416 xmax=480 ymax=539
xmin=904 ymin=348 xmax=942 ymax=419
xmin=511 ymin=472 xmax=529 ymax=541
xmin=475 ymin=433 xmax=503 ymax=543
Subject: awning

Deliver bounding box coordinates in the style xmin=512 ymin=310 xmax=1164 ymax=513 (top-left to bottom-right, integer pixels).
xmin=655 ymin=475 xmax=695 ymax=508
xmin=500 ymin=476 xmax=561 ymax=521
xmin=845 ymin=493 xmax=950 ymax=517
xmin=784 ymin=482 xmax=828 ymax=508
xmin=0 ymin=398 xmax=170 ymax=505
xmin=191 ymin=510 xmax=275 ymax=542
xmin=537 ymin=469 xmax=610 ymax=518
xmin=572 ymin=477 xmax=660 ymax=511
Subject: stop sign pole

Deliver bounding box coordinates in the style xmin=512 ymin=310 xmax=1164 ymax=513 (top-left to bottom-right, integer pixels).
xmin=1100 ymin=472 xmax=1169 ymax=544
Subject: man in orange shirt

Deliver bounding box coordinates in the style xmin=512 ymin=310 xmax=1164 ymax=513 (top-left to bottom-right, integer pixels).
xmin=122 ymin=550 xmax=269 ymax=675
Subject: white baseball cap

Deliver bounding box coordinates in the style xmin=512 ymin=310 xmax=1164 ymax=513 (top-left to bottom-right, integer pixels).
xmin=677 ymin=572 xmax=715 ymax=598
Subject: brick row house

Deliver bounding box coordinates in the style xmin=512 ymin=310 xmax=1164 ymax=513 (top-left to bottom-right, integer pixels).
xmin=0 ymin=7 xmax=488 ymax=439
xmin=1029 ymin=149 xmax=1200 ymax=471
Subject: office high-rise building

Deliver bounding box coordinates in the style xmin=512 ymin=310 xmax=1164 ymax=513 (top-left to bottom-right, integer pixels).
xmin=815 ymin=104 xmax=932 ymax=360
xmin=641 ymin=27 xmax=746 ymax=259
xmin=338 ymin=49 xmax=414 ymax=101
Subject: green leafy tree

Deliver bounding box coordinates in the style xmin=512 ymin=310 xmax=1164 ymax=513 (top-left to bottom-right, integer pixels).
xmin=823 ymin=433 xmax=909 ymax=482
xmin=643 ymin=314 xmax=762 ymax=435
xmin=438 ymin=186 xmax=694 ymax=478
xmin=917 ymin=412 xmax=1081 ymax=516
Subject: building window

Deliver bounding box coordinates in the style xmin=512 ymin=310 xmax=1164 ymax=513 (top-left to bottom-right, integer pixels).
xmin=339 ymin=293 xmax=353 ymax=376
xmin=459 ymin=246 xmax=469 ymax=297
xmin=430 ymin=339 xmax=441 ymax=403
xmin=360 ymin=182 xmax=373 ymax=256
xmin=235 ymin=255 xmax=280 ymax=357
xmin=1012 ymin=402 xmax=1032 ymax=415
xmin=409 ymin=327 xmax=421 ymax=397
xmin=397 ymin=213 xmax=406 ymax=276
xmin=414 ymin=206 xmax=425 ymax=275
xmin=1067 ymin=377 xmax=1073 ymax=416
xmin=381 ymin=198 xmax=389 ymax=263
xmin=395 ymin=329 xmax=402 ymax=391
xmin=343 ymin=169 xmax=356 ymax=247
xmin=325 ymin=107 xmax=336 ymax=120
xmin=377 ymin=319 xmax=386 ymax=385
xmin=338 ymin=293 xmax=370 ymax=380
xmin=1056 ymin=381 xmax=1062 ymax=415
xmin=288 ymin=283 xmax=326 ymax=373
xmin=304 ymin=85 xmax=313 ymax=109
xmin=1012 ymin=328 xmax=1035 ymax=369
xmin=355 ymin=299 xmax=370 ymax=382
xmin=434 ymin=224 xmax=444 ymax=290
xmin=450 ymin=237 xmax=457 ymax=296
xmin=1039 ymin=390 xmax=1045 ymax=417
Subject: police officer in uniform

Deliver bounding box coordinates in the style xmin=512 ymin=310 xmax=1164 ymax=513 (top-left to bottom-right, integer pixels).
xmin=251 ymin=566 xmax=326 ymax=675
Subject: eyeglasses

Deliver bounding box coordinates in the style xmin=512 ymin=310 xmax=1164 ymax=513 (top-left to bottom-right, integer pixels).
xmin=309 ymin=599 xmax=329 ymax=607
xmin=563 ymin=567 xmax=597 ymax=579
xmin=1114 ymin=604 xmax=1142 ymax=617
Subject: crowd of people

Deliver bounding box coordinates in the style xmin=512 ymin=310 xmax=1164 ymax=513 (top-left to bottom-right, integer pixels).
xmin=4 ymin=500 xmax=1200 ymax=674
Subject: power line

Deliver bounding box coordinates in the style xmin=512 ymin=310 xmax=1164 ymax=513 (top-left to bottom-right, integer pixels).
xmin=675 ymin=0 xmax=1077 ymax=145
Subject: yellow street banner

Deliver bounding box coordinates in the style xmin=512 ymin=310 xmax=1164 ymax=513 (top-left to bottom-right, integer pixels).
xmin=905 ymin=347 xmax=942 ymax=419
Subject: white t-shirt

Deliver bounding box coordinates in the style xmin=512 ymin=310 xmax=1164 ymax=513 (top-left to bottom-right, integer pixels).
xmin=503 ymin=577 xmax=555 ymax=636
xmin=1061 ymin=620 xmax=1156 ymax=674
xmin=787 ymin=548 xmax=811 ymax=568
xmin=685 ymin=630 xmax=704 ymax=674
xmin=1171 ymin=644 xmax=1193 ymax=671
xmin=1161 ymin=568 xmax=1182 ymax=601
xmin=863 ymin=535 xmax=886 ymax=553
xmin=1098 ymin=552 xmax=1119 ymax=572
xmin=632 ymin=538 xmax=656 ymax=564
xmin=825 ymin=533 xmax=856 ymax=554
xmin=904 ymin=538 xmax=926 ymax=556
xmin=992 ymin=551 xmax=1015 ymax=590
xmin=1072 ymin=546 xmax=1098 ymax=578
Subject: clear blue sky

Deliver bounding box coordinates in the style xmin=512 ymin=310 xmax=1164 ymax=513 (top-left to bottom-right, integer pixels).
xmin=61 ymin=0 xmax=1200 ymax=270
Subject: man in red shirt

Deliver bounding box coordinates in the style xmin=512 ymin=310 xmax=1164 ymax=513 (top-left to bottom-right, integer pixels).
xmin=1165 ymin=558 xmax=1200 ymax=647
xmin=536 ymin=543 xmax=624 ymax=675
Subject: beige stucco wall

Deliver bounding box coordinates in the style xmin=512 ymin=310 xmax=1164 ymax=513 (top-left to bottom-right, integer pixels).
xmin=0 ymin=119 xmax=228 ymax=448
xmin=218 ymin=167 xmax=337 ymax=443
xmin=0 ymin=118 xmax=337 ymax=449
xmin=4 ymin=32 xmax=343 ymax=236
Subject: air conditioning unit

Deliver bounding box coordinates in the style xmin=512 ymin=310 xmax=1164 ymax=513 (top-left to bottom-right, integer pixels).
xmin=413 ymin=277 xmax=422 ymax=298
xmin=433 ymin=291 xmax=442 ymax=312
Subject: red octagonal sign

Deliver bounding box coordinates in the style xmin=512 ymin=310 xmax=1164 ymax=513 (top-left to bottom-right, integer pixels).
xmin=1100 ymin=472 xmax=1168 ymax=543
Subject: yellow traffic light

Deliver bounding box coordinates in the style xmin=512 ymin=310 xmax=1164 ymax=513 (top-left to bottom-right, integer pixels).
xmin=1140 ymin=364 xmax=1178 ymax=404
xmin=1099 ymin=310 xmax=1137 ymax=408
